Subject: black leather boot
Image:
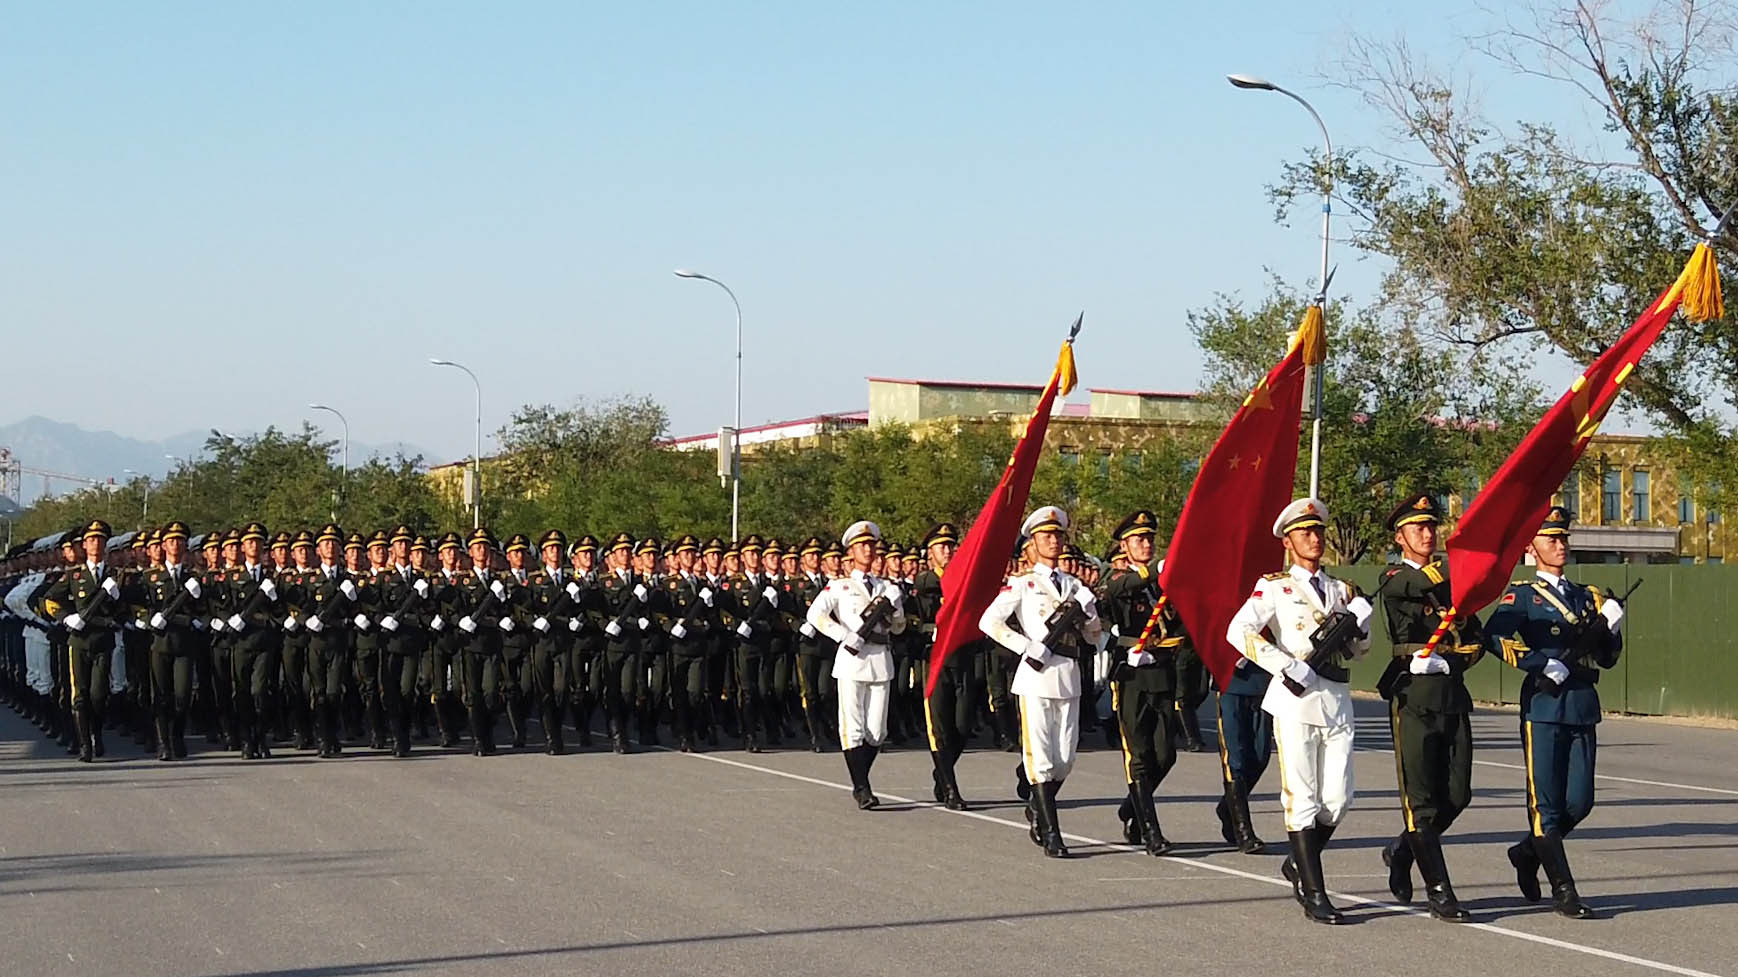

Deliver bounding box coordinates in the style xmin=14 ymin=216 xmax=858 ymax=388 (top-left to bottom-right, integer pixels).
xmin=1508 ymin=836 xmax=1543 ymax=902
xmin=1290 ymin=828 xmax=1343 ymax=924
xmin=1177 ymin=704 xmax=1205 ymax=752
xmin=1135 ymin=777 xmax=1173 ymax=856
xmin=1384 ymin=831 xmax=1415 ymax=903
xmin=172 ymin=715 xmax=188 ymax=758
xmin=74 ymin=707 xmax=94 ymax=762
xmin=544 ymin=706 xmax=565 ymax=755
xmin=1036 ymin=780 xmax=1069 ymax=857
xmin=156 ymin=717 xmax=174 ymax=761
xmin=1230 ymin=780 xmax=1266 ymax=854
xmin=1119 ymin=787 xmax=1141 ymax=844
xmin=507 ymin=698 xmax=527 ymax=749
xmin=1410 ymin=830 xmax=1471 ymax=922
xmin=1534 ymin=834 xmax=1595 ymax=919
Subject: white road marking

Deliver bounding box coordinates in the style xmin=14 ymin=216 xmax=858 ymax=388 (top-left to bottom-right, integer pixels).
xmin=674 ymin=747 xmax=1729 ymax=977
xmin=1468 ymin=760 xmax=1738 ymax=798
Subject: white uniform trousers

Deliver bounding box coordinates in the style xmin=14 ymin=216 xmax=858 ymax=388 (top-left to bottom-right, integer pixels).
xmin=837 ymin=677 xmax=889 ymax=750
xmin=1272 ymin=717 xmax=1355 ymax=831
xmin=1019 ymin=694 xmax=1079 ymax=784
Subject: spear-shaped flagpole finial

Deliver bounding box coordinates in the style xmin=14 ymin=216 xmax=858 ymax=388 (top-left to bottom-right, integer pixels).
xmin=1066 ymin=311 xmax=1084 ymax=343
xmin=1707 ymin=203 xmax=1734 ymax=244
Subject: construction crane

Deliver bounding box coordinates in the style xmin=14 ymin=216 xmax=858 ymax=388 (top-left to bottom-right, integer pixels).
xmin=0 ymin=447 xmax=104 ymax=505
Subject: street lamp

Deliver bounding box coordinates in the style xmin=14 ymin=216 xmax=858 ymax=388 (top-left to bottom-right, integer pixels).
xmin=1228 ymin=72 xmax=1333 ymax=499
xmin=309 ymin=403 xmax=349 ymax=522
xmin=123 ymin=469 xmax=150 ymax=523
xmin=429 ymin=358 xmax=483 ymax=529
xmin=674 ymin=269 xmax=743 ymax=541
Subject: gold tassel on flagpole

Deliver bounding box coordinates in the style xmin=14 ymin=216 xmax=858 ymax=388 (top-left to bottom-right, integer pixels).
xmin=1054 ymin=341 xmax=1078 ymax=396
xmin=1679 ymin=242 xmax=1725 ymax=323
xmin=1289 ymin=303 xmax=1327 ymax=364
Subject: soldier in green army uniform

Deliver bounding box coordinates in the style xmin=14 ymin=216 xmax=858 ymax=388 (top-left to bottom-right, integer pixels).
xmin=913 ymin=523 xmax=970 ymax=809
xmin=142 ymin=521 xmax=202 ymax=759
xmin=222 ymin=522 xmax=285 ymax=759
xmin=722 ymin=534 xmax=775 ymax=752
xmin=497 ymin=533 xmax=536 ymax=748
xmin=376 ymin=525 xmax=430 ymax=757
xmin=597 ymin=532 xmax=647 ymax=753
xmin=1375 ymin=493 xmax=1480 ymax=922
xmin=203 ymin=529 xmax=243 ymax=749
xmin=632 ymin=537 xmax=667 ymax=746
xmin=422 ymin=532 xmax=467 ymax=747
xmin=455 ymin=528 xmax=508 ymax=754
xmin=528 ymin=529 xmax=578 ymax=755
xmin=760 ymin=538 xmax=796 ymax=746
xmin=301 ymin=524 xmax=355 ymax=756
xmin=338 ymin=532 xmax=370 ymax=741
xmin=658 ymin=535 xmax=713 ymax=752
xmin=565 ymin=534 xmax=604 ymax=747
xmin=789 ymin=536 xmax=833 ymax=752
xmin=698 ymin=537 xmax=734 ymax=744
xmin=119 ymin=531 xmax=157 ymax=749
xmin=1102 ymin=510 xmax=1180 ymax=856
xmin=45 ymin=520 xmax=123 ymax=761
xmin=349 ymin=530 xmax=389 ymax=750
xmin=277 ymin=529 xmax=317 ymax=750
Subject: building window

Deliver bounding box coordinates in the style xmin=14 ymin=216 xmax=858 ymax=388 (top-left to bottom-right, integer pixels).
xmin=1095 ymin=449 xmax=1111 ymax=477
xmin=1679 ymin=494 xmax=1694 ymax=524
xmin=1561 ymin=473 xmax=1580 ymax=517
xmin=1633 ymin=469 xmax=1650 ymax=523
xmin=1602 ymin=468 xmax=1621 ymax=522
xmin=1059 ymin=446 xmax=1080 ymax=467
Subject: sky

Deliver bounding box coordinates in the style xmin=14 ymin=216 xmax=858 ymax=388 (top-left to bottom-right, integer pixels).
xmin=2 ymin=1 xmax=1611 ymax=465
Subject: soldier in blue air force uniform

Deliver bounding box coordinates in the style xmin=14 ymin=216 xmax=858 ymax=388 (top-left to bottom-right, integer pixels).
xmin=1482 ymin=505 xmax=1624 ymax=920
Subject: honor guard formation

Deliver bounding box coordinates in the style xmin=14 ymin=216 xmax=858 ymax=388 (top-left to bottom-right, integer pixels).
xmin=0 ymin=496 xmax=1626 ymax=925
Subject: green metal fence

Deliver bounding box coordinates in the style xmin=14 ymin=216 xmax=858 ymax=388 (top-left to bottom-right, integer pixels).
xmin=1331 ymin=563 xmax=1738 ymax=720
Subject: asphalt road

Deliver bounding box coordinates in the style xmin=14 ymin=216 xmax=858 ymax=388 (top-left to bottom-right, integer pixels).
xmin=2 ymin=696 xmax=1734 ymax=977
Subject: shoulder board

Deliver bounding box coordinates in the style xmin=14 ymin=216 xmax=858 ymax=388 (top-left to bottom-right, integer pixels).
xmin=1422 ymin=562 xmax=1445 ymax=585
xmin=1511 ymin=579 xmax=1534 ymax=587
xmin=1262 ymin=571 xmax=1288 ymax=581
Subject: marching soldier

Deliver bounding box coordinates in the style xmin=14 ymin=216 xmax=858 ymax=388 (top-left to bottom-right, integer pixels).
xmin=806 ymin=520 xmax=907 ymax=809
xmin=303 ymin=524 xmax=356 ymax=757
xmin=498 ymin=533 xmax=536 ymax=748
xmin=633 ymin=537 xmax=667 ymax=746
xmin=121 ymin=532 xmax=157 ymax=748
xmin=339 ymin=531 xmax=371 ymax=742
xmin=1226 ymin=498 xmax=1371 ymax=924
xmin=377 ymin=525 xmax=429 ymax=757
xmin=597 ymin=532 xmax=646 ymax=753
xmin=566 ymin=534 xmax=604 ymax=747
xmin=698 ymin=537 xmax=734 ymax=745
xmin=1377 ymin=494 xmax=1481 ymax=922
xmin=723 ymin=534 xmax=773 ymax=752
xmin=46 ymin=520 xmax=123 ymax=761
xmin=205 ymin=529 xmax=242 ymax=750
xmin=1101 ymin=510 xmax=1179 ymax=856
xmin=278 ymin=529 xmax=317 ymax=750
xmin=1484 ymin=505 xmax=1622 ymax=920
xmin=423 ymin=532 xmax=467 ymax=747
xmin=529 ymin=529 xmax=578 ymax=755
xmin=350 ymin=530 xmax=389 ymax=750
xmin=762 ymin=538 xmax=796 ymax=746
xmin=223 ymin=522 xmax=284 ymax=759
xmin=457 ymin=528 xmax=510 ymax=755
xmin=980 ymin=507 xmax=1102 ymax=857
xmin=659 ymin=534 xmax=713 ymax=752
xmin=913 ymin=522 xmax=971 ymax=809
xmin=142 ymin=521 xmax=203 ymax=759
xmin=790 ymin=535 xmax=835 ymax=753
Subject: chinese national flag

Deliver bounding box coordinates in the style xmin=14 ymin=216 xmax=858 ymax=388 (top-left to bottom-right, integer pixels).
xmin=925 ymin=335 xmax=1078 ymax=697
xmin=1443 ymin=244 xmax=1725 ymax=619
xmin=1158 ymin=304 xmax=1321 ymax=688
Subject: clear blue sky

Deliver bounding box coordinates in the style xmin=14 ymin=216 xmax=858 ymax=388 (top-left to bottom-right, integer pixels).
xmin=2 ymin=1 xmax=1586 ymax=464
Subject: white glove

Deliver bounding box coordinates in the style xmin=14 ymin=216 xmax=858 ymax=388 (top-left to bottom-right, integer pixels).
xmin=1600 ymin=598 xmax=1624 ymax=633
xmin=259 ymin=578 xmax=277 ymax=600
xmin=568 ymin=617 xmax=581 ymax=631
xmin=1023 ymin=636 xmax=1051 ymax=661
xmin=633 ymin=583 xmax=648 ymax=602
xmin=305 ymin=615 xmax=324 ymax=633
xmin=498 ymin=616 xmax=515 ymax=633
xmin=490 ymin=579 xmax=506 ymax=599
xmin=1127 ymin=649 xmax=1154 ymax=667
xmin=636 ymin=617 xmax=650 ymax=631
xmin=1409 ymin=653 xmax=1450 ymax=675
xmin=183 ymin=577 xmax=202 ymax=598
xmin=533 ymin=616 xmax=549 ymax=632
xmin=565 ymin=580 xmax=581 ymax=599
xmin=878 ymin=581 xmax=901 ymax=601
xmin=604 ymin=619 xmax=622 ymax=637
xmin=1542 ymin=658 xmax=1571 ymax=684
xmin=1282 ymin=659 xmax=1316 ymax=688
xmin=149 ymin=612 xmax=168 ymax=631
xmin=210 ymin=616 xmax=226 ymax=632
xmin=799 ymin=621 xmax=817 ymax=638
xmin=430 ymin=614 xmax=445 ymax=632
xmin=413 ymin=578 xmax=429 ymax=598
xmin=283 ymin=614 xmax=300 ymax=633
xmin=699 ymin=587 xmax=714 ymax=607
xmin=352 ymin=613 xmax=370 ymax=631
xmin=841 ymin=632 xmax=867 ymax=653
xmin=762 ymin=586 xmax=780 ymax=606
xmin=458 ymin=615 xmax=477 ymax=634
xmin=735 ymin=621 xmax=753 ymax=639
xmin=670 ymin=622 xmax=688 ymax=640
xmin=380 ymin=615 xmax=399 ymax=632
xmin=1346 ymin=595 xmax=1374 ymax=633
xmin=101 ymin=577 xmax=120 ymax=599
xmin=339 ymin=579 xmax=357 ymax=600
xmin=227 ymin=613 xmax=245 ymax=632
xmin=1073 ymin=588 xmax=1095 ymax=617
xmin=64 ymin=612 xmax=86 ymax=632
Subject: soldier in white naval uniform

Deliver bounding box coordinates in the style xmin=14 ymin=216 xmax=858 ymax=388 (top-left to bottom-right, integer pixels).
xmin=1226 ymin=497 xmax=1372 ymax=923
xmin=980 ymin=506 xmax=1102 ymax=857
xmin=806 ymin=520 xmax=907 ymax=810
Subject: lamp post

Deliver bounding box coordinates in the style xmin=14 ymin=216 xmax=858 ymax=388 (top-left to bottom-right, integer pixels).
xmin=309 ymin=403 xmax=349 ymax=522
xmin=674 ymin=269 xmax=743 ymax=541
xmin=429 ymin=358 xmax=483 ymax=529
xmin=1229 ymin=73 xmax=1333 ymax=500
xmin=123 ymin=468 xmax=150 ymax=523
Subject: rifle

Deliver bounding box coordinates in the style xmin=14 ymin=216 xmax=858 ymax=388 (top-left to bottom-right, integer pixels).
xmin=225 ymin=569 xmax=280 ymax=632
xmin=668 ymin=578 xmax=712 ymax=640
xmin=1285 ymin=609 xmax=1365 ymax=696
xmin=149 ymin=568 xmax=204 ymax=631
xmin=66 ymin=566 xmax=121 ymax=631
xmin=1024 ymin=598 xmax=1087 ymax=671
xmin=312 ymin=571 xmax=360 ymax=628
xmin=1540 ymin=577 xmax=1642 ymax=693
xmin=847 ymin=594 xmax=896 ymax=656
xmin=607 ymin=574 xmax=647 ymax=635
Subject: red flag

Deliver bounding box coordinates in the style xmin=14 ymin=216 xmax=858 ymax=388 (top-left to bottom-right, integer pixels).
xmin=1158 ymin=305 xmax=1320 ymax=688
xmin=1441 ymin=244 xmax=1725 ymax=622
xmin=925 ymin=334 xmax=1078 ymax=697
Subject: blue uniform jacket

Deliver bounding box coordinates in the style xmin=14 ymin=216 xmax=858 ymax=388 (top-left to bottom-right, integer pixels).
xmin=1483 ymin=574 xmax=1622 ymax=726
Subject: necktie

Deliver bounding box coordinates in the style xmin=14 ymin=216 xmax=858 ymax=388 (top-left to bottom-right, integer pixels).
xmin=252 ymin=567 xmax=260 ymax=584
xmin=1311 ymin=575 xmax=1327 ymax=604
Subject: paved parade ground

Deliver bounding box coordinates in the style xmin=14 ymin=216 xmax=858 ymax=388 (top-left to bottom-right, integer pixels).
xmin=2 ymin=697 xmax=1734 ymax=977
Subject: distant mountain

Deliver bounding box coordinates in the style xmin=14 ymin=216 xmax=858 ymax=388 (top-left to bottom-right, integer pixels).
xmin=0 ymin=416 xmax=424 ymax=506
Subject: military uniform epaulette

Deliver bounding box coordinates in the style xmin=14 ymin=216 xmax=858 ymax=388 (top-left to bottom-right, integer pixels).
xmin=1262 ymin=571 xmax=1289 ymax=581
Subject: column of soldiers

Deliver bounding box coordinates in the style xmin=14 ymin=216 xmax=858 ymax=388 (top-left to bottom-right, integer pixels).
xmin=0 ymin=495 xmax=1622 ymax=924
